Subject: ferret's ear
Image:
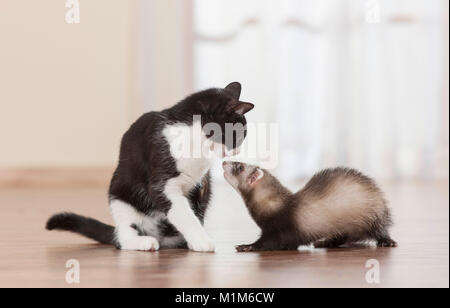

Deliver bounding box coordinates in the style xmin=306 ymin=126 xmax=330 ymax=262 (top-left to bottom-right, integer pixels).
xmin=225 ymin=82 xmax=241 ymax=99
xmin=231 ymin=102 xmax=254 ymax=115
xmin=248 ymin=168 xmax=264 ymax=186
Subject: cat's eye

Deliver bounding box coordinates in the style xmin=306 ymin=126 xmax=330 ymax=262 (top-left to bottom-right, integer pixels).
xmin=238 ymin=164 xmax=244 ymax=172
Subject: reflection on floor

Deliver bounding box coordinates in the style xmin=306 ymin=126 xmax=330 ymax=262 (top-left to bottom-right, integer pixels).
xmin=0 ymin=180 xmax=448 ymax=287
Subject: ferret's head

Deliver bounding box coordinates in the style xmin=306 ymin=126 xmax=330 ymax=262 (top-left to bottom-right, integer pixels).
xmin=222 ymin=161 xmax=264 ymax=193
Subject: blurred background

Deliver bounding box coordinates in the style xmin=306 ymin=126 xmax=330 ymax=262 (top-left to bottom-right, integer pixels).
xmin=0 ymin=1 xmax=448 ymax=288
xmin=0 ymin=0 xmax=448 ymax=186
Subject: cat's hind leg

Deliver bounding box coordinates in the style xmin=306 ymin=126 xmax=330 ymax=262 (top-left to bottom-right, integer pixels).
xmin=110 ymin=199 xmax=159 ymax=251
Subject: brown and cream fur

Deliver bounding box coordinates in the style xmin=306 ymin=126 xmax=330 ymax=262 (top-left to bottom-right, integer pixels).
xmin=223 ymin=162 xmax=397 ymax=251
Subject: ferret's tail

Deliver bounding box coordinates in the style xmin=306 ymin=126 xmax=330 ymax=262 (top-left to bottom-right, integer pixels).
xmin=46 ymin=212 xmax=115 ymax=245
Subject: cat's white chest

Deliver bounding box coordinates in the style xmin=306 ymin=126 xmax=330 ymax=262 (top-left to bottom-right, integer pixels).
xmin=176 ymin=157 xmax=212 ymax=193
xmin=162 ymin=122 xmax=216 ymax=193
xmin=177 ymin=157 xmax=211 ymax=179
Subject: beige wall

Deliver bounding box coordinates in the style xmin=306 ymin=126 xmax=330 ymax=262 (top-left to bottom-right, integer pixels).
xmin=0 ymin=0 xmax=138 ymax=168
xmin=138 ymin=0 xmax=194 ymax=111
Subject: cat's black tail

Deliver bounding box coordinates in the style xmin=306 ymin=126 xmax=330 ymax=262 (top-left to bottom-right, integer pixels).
xmin=46 ymin=212 xmax=115 ymax=245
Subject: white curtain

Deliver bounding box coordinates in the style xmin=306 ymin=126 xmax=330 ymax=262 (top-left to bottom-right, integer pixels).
xmin=194 ymin=0 xmax=449 ymax=180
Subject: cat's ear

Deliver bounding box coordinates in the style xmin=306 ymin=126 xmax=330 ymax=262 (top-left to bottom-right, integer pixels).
xmin=231 ymin=101 xmax=254 ymax=115
xmin=225 ymin=82 xmax=242 ymax=100
xmin=248 ymin=168 xmax=264 ymax=186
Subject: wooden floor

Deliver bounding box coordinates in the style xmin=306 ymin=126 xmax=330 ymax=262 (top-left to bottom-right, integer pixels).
xmin=0 ymin=180 xmax=448 ymax=288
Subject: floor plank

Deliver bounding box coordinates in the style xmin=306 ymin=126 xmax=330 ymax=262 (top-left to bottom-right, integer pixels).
xmin=0 ymin=180 xmax=448 ymax=288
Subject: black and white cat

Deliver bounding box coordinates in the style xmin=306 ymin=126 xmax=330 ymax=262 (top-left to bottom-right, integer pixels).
xmin=46 ymin=82 xmax=254 ymax=252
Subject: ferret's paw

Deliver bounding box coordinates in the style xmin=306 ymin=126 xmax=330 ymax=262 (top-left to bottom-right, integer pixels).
xmin=313 ymin=241 xmax=327 ymax=248
xmin=235 ymin=244 xmax=255 ymax=252
xmin=377 ymin=239 xmax=398 ymax=248
xmin=187 ymin=234 xmax=215 ymax=252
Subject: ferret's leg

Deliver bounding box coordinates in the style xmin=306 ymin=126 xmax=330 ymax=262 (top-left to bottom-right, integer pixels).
xmin=313 ymin=236 xmax=348 ymax=248
xmin=236 ymin=240 xmax=270 ymax=252
xmin=235 ymin=238 xmax=266 ymax=252
xmin=236 ymin=234 xmax=299 ymax=252
xmin=376 ymin=231 xmax=398 ymax=247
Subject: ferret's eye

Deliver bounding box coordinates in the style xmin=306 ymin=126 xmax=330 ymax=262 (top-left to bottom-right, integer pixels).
xmin=232 ymin=163 xmax=244 ymax=175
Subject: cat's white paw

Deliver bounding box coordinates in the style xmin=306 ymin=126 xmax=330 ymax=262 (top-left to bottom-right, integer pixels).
xmin=121 ymin=236 xmax=160 ymax=251
xmin=138 ymin=236 xmax=160 ymax=251
xmin=187 ymin=234 xmax=215 ymax=252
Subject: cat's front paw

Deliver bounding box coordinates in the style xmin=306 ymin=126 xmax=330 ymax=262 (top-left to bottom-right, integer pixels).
xmin=139 ymin=236 xmax=160 ymax=251
xmin=187 ymin=234 xmax=215 ymax=252
xmin=121 ymin=236 xmax=160 ymax=251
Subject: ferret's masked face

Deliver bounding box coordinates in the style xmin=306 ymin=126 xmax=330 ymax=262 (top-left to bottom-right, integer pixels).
xmin=222 ymin=161 xmax=264 ymax=192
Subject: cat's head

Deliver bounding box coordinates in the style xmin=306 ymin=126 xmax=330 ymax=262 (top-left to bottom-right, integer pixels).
xmin=195 ymin=82 xmax=254 ymax=157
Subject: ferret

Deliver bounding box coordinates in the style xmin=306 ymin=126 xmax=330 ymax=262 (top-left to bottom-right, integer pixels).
xmin=222 ymin=161 xmax=397 ymax=252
